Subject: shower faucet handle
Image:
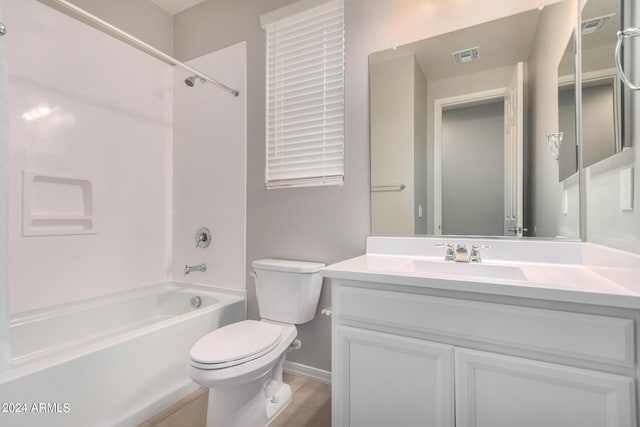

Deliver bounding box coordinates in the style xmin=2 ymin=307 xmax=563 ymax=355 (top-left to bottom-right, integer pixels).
xmin=195 ymin=227 xmax=211 ymax=248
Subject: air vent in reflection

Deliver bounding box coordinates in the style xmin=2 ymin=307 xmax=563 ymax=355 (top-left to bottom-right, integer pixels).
xmin=451 ymin=46 xmax=479 ymax=64
xmin=581 ymin=14 xmax=615 ymax=35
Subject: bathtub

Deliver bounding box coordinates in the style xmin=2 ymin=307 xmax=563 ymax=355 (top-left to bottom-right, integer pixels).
xmin=0 ymin=282 xmax=245 ymax=427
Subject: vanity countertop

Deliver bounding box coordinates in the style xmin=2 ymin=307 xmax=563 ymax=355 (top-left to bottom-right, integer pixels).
xmin=323 ymin=237 xmax=640 ymax=309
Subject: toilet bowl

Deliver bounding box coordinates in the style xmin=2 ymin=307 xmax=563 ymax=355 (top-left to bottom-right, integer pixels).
xmin=189 ymin=259 xmax=324 ymax=427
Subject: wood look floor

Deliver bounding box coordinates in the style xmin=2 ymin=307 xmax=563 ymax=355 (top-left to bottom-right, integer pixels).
xmin=138 ymin=373 xmax=331 ymax=427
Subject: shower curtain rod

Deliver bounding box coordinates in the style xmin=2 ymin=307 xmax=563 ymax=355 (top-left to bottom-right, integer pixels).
xmin=50 ymin=0 xmax=240 ymax=97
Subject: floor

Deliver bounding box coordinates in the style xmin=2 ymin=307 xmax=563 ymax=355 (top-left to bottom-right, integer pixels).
xmin=138 ymin=373 xmax=331 ymax=427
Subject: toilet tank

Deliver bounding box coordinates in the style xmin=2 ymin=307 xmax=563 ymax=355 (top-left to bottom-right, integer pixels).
xmin=252 ymin=259 xmax=325 ymax=324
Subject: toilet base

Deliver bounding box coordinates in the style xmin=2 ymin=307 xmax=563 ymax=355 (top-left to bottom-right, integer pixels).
xmin=265 ymin=382 xmax=292 ymax=424
xmin=206 ymin=377 xmax=292 ymax=427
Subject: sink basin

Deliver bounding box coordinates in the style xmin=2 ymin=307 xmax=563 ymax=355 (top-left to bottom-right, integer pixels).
xmin=400 ymin=259 xmax=527 ymax=281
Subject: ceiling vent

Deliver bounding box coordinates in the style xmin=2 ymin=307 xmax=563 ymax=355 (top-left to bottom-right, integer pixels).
xmin=451 ymin=46 xmax=479 ymax=64
xmin=581 ymin=14 xmax=615 ymax=35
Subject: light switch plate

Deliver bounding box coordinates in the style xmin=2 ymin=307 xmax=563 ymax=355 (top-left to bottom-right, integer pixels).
xmin=620 ymin=167 xmax=634 ymax=211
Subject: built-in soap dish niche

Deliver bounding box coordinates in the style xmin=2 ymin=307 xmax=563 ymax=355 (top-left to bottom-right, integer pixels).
xmin=22 ymin=171 xmax=97 ymax=237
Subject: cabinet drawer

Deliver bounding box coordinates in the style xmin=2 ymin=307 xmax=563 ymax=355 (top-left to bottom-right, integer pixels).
xmin=336 ymin=286 xmax=634 ymax=367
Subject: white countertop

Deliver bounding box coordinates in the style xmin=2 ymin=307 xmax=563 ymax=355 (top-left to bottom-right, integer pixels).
xmin=323 ymin=237 xmax=640 ymax=309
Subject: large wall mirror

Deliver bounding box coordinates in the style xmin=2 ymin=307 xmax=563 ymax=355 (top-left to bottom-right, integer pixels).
xmin=370 ymin=0 xmax=580 ymax=239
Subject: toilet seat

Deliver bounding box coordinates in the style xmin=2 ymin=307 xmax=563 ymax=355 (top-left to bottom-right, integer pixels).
xmin=190 ymin=320 xmax=283 ymax=370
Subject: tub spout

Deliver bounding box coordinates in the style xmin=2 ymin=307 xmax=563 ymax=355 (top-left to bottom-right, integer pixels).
xmin=185 ymin=263 xmax=207 ymax=275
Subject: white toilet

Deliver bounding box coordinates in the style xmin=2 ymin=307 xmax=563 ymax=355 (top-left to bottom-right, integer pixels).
xmin=188 ymin=259 xmax=325 ymax=427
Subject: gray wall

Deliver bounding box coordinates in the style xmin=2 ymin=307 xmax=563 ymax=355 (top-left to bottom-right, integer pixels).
xmin=441 ymin=102 xmax=504 ymax=235
xmin=175 ymin=0 xmax=369 ymax=372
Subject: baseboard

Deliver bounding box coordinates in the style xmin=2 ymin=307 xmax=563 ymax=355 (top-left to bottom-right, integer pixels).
xmin=284 ymin=361 xmax=331 ymax=384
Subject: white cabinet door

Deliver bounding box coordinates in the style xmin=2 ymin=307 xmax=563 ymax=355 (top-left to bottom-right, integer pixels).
xmin=455 ymin=348 xmax=637 ymax=427
xmin=333 ymin=326 xmax=454 ymax=427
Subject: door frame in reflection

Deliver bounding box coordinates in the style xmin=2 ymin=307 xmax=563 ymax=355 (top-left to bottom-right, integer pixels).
xmin=433 ymin=64 xmax=525 ymax=237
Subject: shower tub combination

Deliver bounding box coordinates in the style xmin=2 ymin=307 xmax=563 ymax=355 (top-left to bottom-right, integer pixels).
xmin=0 ymin=282 xmax=245 ymax=427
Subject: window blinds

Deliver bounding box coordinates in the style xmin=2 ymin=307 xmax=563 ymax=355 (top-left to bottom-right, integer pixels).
xmin=263 ymin=0 xmax=345 ymax=189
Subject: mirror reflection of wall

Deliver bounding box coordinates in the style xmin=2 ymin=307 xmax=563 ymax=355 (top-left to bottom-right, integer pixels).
xmin=582 ymin=78 xmax=619 ymax=165
xmin=370 ymin=0 xmax=580 ymax=239
xmin=370 ymin=55 xmax=428 ymax=235
xmin=581 ymin=0 xmax=640 ymax=255
xmin=581 ymin=0 xmax=626 ymax=165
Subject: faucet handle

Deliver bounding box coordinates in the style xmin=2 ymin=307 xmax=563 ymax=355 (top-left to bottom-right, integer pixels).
xmin=435 ymin=243 xmax=455 ymax=261
xmin=470 ymin=245 xmax=490 ymax=262
xmin=195 ymin=227 xmax=211 ymax=248
xmin=471 ymin=244 xmax=490 ymax=250
xmin=435 ymin=243 xmax=454 ymax=249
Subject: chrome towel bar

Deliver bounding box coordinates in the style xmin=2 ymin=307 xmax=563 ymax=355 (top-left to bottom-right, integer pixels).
xmin=371 ymin=184 xmax=406 ymax=192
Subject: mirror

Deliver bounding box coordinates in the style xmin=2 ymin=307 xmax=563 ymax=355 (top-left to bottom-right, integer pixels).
xmin=581 ymin=0 xmax=626 ymax=167
xmin=558 ymin=32 xmax=578 ymax=181
xmin=370 ymin=1 xmax=580 ymax=238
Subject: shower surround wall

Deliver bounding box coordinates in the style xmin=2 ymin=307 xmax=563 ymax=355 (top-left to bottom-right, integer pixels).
xmin=6 ymin=0 xmax=173 ymax=313
xmin=0 ymin=1 xmax=10 ymax=372
xmin=171 ymin=42 xmax=247 ymax=291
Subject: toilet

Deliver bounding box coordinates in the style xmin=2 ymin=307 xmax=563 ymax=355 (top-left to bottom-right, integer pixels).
xmin=188 ymin=259 xmax=325 ymax=427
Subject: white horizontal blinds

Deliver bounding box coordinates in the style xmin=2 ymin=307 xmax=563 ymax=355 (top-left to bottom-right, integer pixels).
xmin=265 ymin=0 xmax=345 ymax=188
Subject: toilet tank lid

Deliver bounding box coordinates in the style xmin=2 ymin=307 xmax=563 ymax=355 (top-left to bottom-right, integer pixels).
xmin=252 ymin=259 xmax=325 ymax=273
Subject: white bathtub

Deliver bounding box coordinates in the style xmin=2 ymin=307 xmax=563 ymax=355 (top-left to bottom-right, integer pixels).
xmin=0 ymin=282 xmax=245 ymax=427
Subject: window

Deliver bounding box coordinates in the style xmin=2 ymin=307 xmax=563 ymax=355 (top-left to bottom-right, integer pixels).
xmin=261 ymin=0 xmax=345 ymax=189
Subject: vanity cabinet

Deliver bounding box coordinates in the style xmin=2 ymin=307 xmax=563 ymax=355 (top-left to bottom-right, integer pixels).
xmin=331 ymin=280 xmax=637 ymax=427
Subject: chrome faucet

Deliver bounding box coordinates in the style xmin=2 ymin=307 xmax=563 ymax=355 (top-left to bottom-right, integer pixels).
xmin=438 ymin=243 xmax=490 ymax=263
xmin=184 ymin=263 xmax=207 ymax=275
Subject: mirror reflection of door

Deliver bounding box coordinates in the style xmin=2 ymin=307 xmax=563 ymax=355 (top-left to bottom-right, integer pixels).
xmin=441 ymin=101 xmax=505 ymax=235
xmin=436 ymin=63 xmax=524 ymax=237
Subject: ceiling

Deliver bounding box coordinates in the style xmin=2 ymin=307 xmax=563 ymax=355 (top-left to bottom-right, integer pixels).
xmin=148 ymin=0 xmax=207 ymax=15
